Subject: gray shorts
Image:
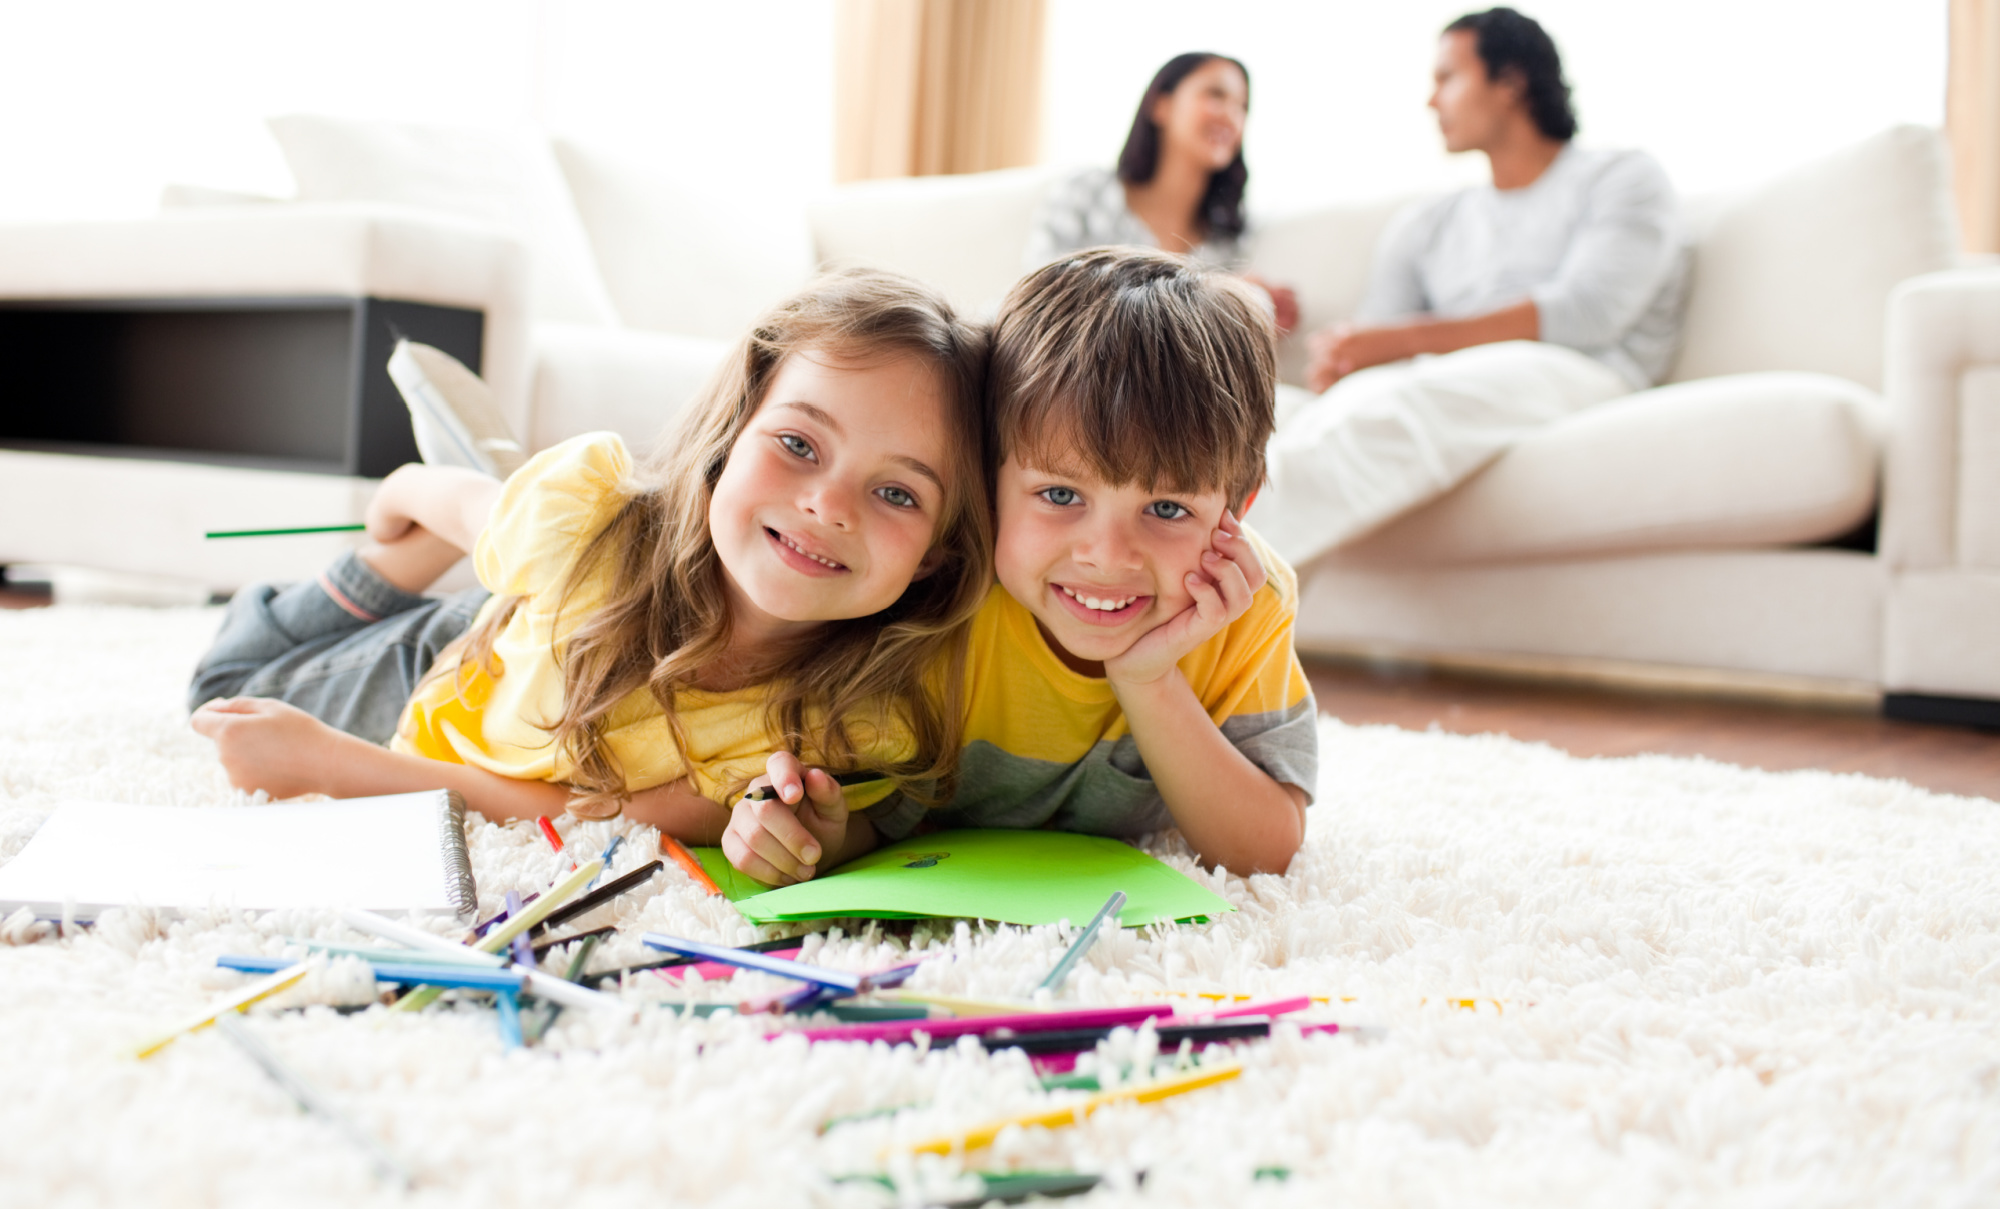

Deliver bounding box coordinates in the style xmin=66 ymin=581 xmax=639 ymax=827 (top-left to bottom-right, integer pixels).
xmin=187 ymin=550 xmax=491 ymax=745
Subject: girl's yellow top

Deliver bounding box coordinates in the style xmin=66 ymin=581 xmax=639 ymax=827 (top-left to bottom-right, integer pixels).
xmin=390 ymin=433 xmax=907 ymax=809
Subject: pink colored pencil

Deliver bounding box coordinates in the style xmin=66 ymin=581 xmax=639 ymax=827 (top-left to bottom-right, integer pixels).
xmin=652 ymin=948 xmax=803 ymax=984
xmin=1197 ymin=996 xmax=1313 ymax=1021
xmin=779 ymin=1004 xmax=1172 ymax=1046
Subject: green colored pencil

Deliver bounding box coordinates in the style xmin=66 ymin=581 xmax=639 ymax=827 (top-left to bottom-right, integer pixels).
xmin=204 ymin=524 xmax=366 ymax=539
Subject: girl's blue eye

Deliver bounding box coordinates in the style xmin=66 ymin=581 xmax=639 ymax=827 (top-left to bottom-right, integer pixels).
xmin=778 ymin=434 xmax=816 ymax=461
xmin=1040 ymin=487 xmax=1079 ymax=507
xmin=878 ymin=486 xmax=917 ymax=509
xmin=1146 ymin=500 xmax=1192 ymax=520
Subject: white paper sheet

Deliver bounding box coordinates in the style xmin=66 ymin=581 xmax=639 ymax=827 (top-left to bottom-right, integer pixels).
xmin=0 ymin=793 xmax=473 ymax=920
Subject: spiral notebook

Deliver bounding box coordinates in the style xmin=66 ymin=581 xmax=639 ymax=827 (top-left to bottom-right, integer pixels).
xmin=0 ymin=792 xmax=477 ymax=922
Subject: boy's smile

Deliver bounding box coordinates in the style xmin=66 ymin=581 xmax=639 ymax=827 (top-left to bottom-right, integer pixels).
xmin=994 ymin=454 xmax=1228 ymax=676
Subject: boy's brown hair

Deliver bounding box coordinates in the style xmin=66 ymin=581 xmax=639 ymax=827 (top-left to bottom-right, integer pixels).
xmin=989 ymin=246 xmax=1278 ymax=509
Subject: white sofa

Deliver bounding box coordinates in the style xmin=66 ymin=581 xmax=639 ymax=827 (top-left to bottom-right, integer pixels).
xmin=0 ymin=118 xmax=1992 ymax=723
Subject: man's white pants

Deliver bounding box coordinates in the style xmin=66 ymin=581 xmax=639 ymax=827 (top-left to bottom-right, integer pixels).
xmin=1255 ymin=340 xmax=1632 ymax=567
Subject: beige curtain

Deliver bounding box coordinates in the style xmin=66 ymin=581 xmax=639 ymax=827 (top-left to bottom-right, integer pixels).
xmin=835 ymin=0 xmax=1046 ymax=182
xmin=1951 ymin=0 xmax=2000 ymax=253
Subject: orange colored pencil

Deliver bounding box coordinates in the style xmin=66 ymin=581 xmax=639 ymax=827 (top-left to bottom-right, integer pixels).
xmin=662 ymin=835 xmax=722 ymax=896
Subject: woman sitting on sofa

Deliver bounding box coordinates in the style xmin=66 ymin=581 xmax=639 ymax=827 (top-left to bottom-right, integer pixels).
xmin=1025 ymin=51 xmax=1298 ymax=332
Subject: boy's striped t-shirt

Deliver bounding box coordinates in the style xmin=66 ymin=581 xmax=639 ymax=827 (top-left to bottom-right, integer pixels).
xmin=867 ymin=529 xmax=1319 ymax=840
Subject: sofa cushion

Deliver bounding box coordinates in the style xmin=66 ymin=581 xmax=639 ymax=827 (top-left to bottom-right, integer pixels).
xmin=1329 ymin=372 xmax=1885 ymax=566
xmin=552 ymin=139 xmax=814 ymax=342
xmin=1670 ymin=125 xmax=1959 ymax=391
xmin=268 ymin=115 xmax=622 ymax=328
xmin=529 ymin=323 xmax=731 ymax=457
xmin=807 ymin=165 xmax=1055 ymax=312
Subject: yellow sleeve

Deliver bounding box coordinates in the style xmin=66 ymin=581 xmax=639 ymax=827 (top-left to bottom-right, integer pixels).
xmin=473 ymin=432 xmax=634 ymax=599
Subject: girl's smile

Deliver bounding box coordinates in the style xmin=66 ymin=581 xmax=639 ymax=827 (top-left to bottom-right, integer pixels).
xmin=709 ymin=347 xmax=950 ymax=645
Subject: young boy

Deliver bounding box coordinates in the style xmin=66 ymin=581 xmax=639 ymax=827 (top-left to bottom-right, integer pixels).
xmin=730 ymin=248 xmax=1315 ymax=880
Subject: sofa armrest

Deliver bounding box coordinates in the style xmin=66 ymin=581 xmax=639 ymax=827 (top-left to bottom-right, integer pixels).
xmin=0 ymin=204 xmax=536 ymax=435
xmin=1881 ymin=266 xmax=2000 ymax=572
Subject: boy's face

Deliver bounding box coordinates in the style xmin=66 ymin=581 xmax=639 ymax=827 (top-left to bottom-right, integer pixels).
xmin=994 ymin=450 xmax=1230 ymax=676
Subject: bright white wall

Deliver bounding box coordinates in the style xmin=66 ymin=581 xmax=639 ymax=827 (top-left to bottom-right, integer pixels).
xmin=0 ymin=0 xmax=833 ymax=222
xmin=1044 ymin=0 xmax=1950 ymax=213
xmin=0 ymin=1 xmax=1946 ymax=223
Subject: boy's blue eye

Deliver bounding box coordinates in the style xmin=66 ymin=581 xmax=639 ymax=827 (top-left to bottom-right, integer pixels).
xmin=878 ymin=485 xmax=917 ymax=509
xmin=1039 ymin=487 xmax=1080 ymax=507
xmin=1146 ymin=500 xmax=1192 ymax=520
xmin=778 ymin=434 xmax=816 ymax=461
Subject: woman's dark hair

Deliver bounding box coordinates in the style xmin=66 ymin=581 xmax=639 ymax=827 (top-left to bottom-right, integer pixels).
xmin=1444 ymin=8 xmax=1577 ymax=141
xmin=1115 ymin=53 xmax=1250 ymax=242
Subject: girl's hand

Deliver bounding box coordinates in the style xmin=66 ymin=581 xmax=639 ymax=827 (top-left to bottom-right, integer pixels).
xmin=720 ymin=752 xmax=849 ymax=886
xmin=190 ymin=697 xmax=348 ymax=799
xmin=1104 ymin=511 xmax=1267 ymax=690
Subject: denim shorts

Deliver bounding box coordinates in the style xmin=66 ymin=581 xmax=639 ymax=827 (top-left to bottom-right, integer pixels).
xmin=188 ymin=550 xmax=491 ymax=745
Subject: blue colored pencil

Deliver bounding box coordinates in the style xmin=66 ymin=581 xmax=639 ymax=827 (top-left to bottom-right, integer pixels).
xmin=1037 ymin=890 xmax=1127 ymax=992
xmin=495 ymin=989 xmax=523 ymax=1048
xmin=639 ymin=933 xmax=862 ymax=992
xmin=218 ymin=954 xmax=525 ymax=992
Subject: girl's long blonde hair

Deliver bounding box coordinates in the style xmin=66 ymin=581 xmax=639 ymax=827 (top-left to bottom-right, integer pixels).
xmin=456 ymin=269 xmax=992 ymax=818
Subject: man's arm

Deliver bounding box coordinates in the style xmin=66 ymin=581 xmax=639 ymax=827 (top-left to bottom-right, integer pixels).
xmin=1308 ymin=300 xmax=1539 ymax=391
xmin=1114 ymin=671 xmax=1308 ymax=875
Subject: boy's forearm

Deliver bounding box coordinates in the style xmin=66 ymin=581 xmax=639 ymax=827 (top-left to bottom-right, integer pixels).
xmin=1113 ymin=670 xmax=1307 ymax=876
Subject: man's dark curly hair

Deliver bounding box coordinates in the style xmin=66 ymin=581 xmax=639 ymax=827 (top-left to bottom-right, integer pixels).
xmin=1445 ymin=8 xmax=1577 ymax=142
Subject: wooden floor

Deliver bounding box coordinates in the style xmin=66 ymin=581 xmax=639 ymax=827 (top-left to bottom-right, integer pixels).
xmin=1305 ymin=656 xmax=2000 ymax=802
xmin=4 ymin=579 xmax=1995 ymax=801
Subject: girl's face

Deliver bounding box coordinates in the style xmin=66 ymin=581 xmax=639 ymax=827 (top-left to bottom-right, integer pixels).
xmin=1152 ymin=58 xmax=1248 ymax=173
xmin=708 ymin=348 xmax=954 ymax=642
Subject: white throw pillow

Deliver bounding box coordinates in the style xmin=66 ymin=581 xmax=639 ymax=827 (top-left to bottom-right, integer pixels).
xmin=808 ymin=165 xmax=1057 ymax=314
xmin=268 ymin=114 xmax=621 ymax=327
xmin=551 ymin=138 xmax=814 ymax=342
xmin=1671 ymin=125 xmax=1960 ymax=391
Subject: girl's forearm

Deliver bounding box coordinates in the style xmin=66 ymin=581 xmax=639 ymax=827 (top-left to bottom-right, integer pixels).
xmin=1114 ymin=671 xmax=1308 ymax=876
xmin=314 ymin=728 xmax=571 ymax=820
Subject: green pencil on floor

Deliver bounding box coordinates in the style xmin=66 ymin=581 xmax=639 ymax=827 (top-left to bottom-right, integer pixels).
xmin=204 ymin=524 xmax=366 ymax=539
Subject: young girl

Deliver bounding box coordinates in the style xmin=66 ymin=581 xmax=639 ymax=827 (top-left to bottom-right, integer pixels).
xmin=190 ymin=269 xmax=992 ymax=875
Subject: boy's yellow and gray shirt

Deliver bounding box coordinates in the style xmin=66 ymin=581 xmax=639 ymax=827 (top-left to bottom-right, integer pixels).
xmin=867 ymin=528 xmax=1318 ymax=840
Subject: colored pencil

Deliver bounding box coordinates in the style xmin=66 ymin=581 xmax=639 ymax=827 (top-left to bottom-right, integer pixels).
xmin=282 ymin=937 xmax=499 ymax=968
xmin=213 ymin=1013 xmax=414 ymax=1188
xmin=495 ymin=989 xmax=523 ymax=1048
xmin=640 ymin=933 xmax=860 ymax=991
xmin=529 ymin=924 xmax=617 ymax=961
xmin=219 ymin=954 xmax=524 ymax=991
xmin=785 ymin=1004 xmax=1172 ymax=1047
xmin=575 ymin=936 xmax=806 ymax=989
xmin=1037 ymin=890 xmax=1125 ymax=992
xmin=393 ymin=860 xmax=601 ymax=1013
xmin=531 ymin=859 xmax=663 ymax=935
xmin=739 ymin=769 xmax=888 ymax=802
xmin=1199 ymin=996 xmax=1312 ymax=1020
xmin=135 ymin=960 xmax=315 ymax=1058
xmin=204 ymin=524 xmax=366 ymax=539
xmin=891 ymin=1062 xmax=1243 ymax=1156
xmin=979 ymin=1018 xmax=1316 ymax=1056
xmin=876 ymin=990 xmax=1047 ymax=1017
xmin=659 ymin=835 xmax=722 ymax=896
xmin=338 ymin=909 xmax=507 ymax=968
xmin=587 ymin=835 xmax=624 ymax=889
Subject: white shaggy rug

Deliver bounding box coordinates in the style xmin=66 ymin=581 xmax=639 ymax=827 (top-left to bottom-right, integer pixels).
xmin=1 ymin=604 xmax=1997 ymax=1209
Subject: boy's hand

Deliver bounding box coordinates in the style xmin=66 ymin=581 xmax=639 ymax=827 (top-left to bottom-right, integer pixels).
xmin=190 ymin=697 xmax=347 ymax=799
xmin=720 ymin=752 xmax=849 ymax=887
xmin=1104 ymin=511 xmax=1267 ymax=689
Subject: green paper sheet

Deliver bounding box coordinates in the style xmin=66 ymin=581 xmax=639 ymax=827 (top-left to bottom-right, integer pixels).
xmin=689 ymin=830 xmax=1232 ymax=927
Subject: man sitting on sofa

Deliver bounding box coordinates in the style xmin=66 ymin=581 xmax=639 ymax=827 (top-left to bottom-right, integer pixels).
xmin=1256 ymin=6 xmax=1688 ymax=567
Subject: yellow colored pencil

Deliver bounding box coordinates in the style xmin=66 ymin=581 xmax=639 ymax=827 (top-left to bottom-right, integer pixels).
xmin=394 ymin=859 xmax=602 ymax=1013
xmin=135 ymin=959 xmax=315 ymax=1059
xmin=890 ymin=1061 xmax=1243 ymax=1156
xmin=877 ymin=990 xmax=1046 ymax=1017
